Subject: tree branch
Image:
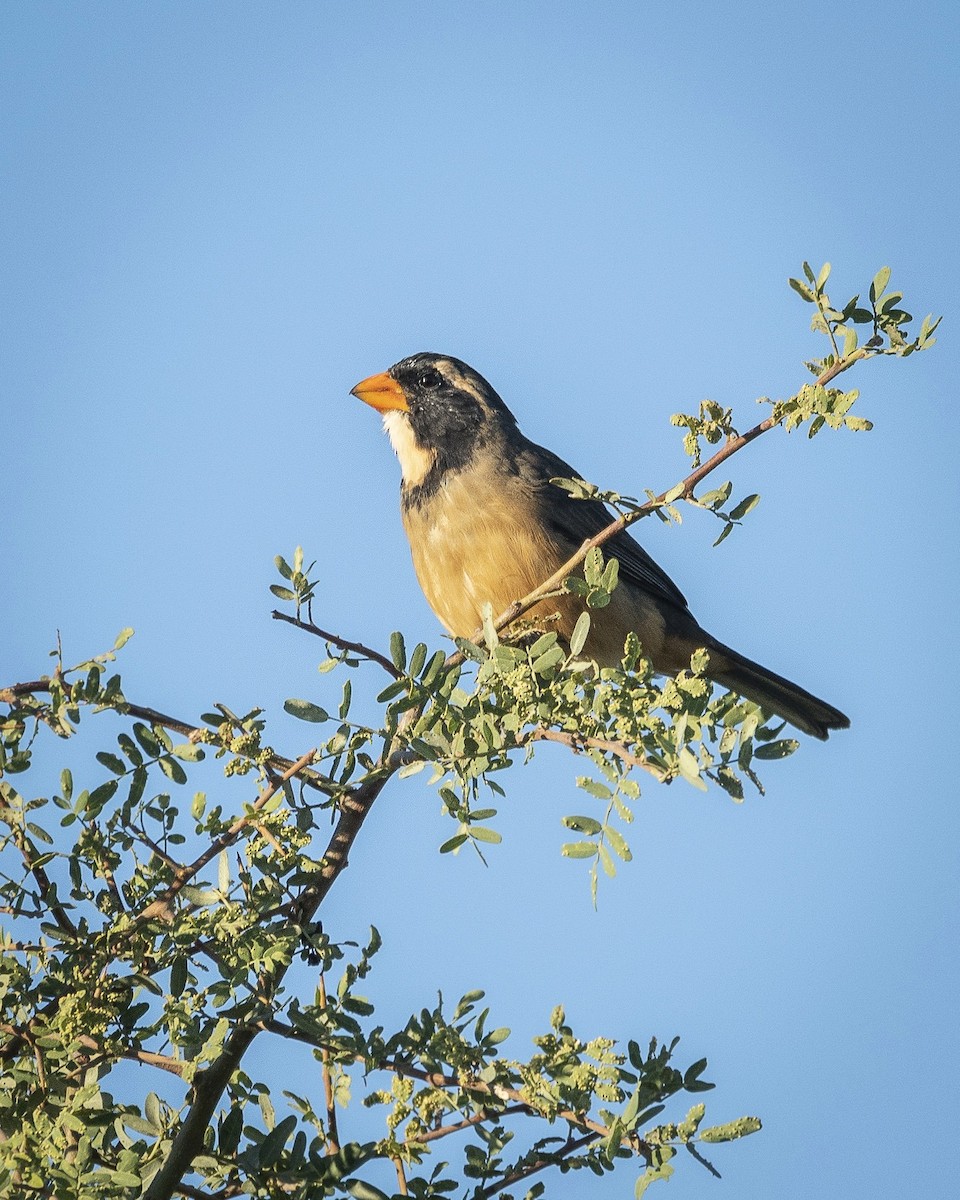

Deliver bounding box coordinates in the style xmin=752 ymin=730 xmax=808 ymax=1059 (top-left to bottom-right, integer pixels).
xmin=143 ymin=750 xmax=396 ymax=1200
xmin=271 ymin=611 xmax=403 ymax=679
xmin=4 ymin=821 xmax=77 ymax=937
xmin=137 ymin=749 xmax=318 ymax=924
xmin=0 ymin=681 xmax=335 ymax=794
xmin=482 ymin=349 xmax=869 ymax=641
xmin=317 ymin=972 xmax=341 ymax=1154
xmin=518 ymin=727 xmax=667 ymax=782
xmin=476 ymin=1130 xmax=602 ymax=1199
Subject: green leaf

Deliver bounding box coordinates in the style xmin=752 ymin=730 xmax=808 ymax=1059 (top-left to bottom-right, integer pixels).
xmin=171 ymin=742 xmax=204 ymax=762
xmin=275 ymin=555 xmax=294 ymax=580
xmin=127 ymin=766 xmax=147 ymax=808
xmin=700 ymin=1115 xmax=762 ymax=1142
xmin=728 ymin=493 xmax=760 ymax=522
xmin=219 ymin=1106 xmax=243 ymax=1154
xmin=753 ymin=738 xmax=798 ymax=760
xmin=158 ymin=756 xmax=187 ymax=785
xmin=569 ymin=611 xmax=591 ymax=656
xmin=532 ymin=645 xmax=565 ymax=675
xmin=169 ymin=957 xmax=188 ymax=998
xmin=113 ymin=627 xmax=135 ymax=650
xmin=379 ymin=676 xmax=411 ymax=708
xmin=677 ymin=747 xmax=704 ymax=787
xmin=346 ymin=1180 xmax=391 ymax=1200
xmin=562 ymin=814 xmax=602 ymax=835
xmin=96 ymin=751 xmax=126 ymax=776
xmin=605 ymin=825 xmax=632 ymax=862
xmin=270 ymin=584 xmax=297 ymax=601
xmin=870 ymin=265 xmax=891 ymax=304
xmin=470 ymin=826 xmax=502 ymax=845
xmin=712 ymin=522 xmax=734 ymax=547
xmin=87 ymin=779 xmax=118 ymax=812
xmin=109 ymin=1172 xmax=142 ymax=1188
xmin=562 ymin=841 xmax=597 ymax=859
xmin=636 ymin=1156 xmax=674 ymax=1197
xmin=816 ymin=261 xmax=831 ymax=289
xmin=389 ymin=630 xmax=406 ymax=670
xmin=133 ymin=723 xmax=162 ymax=758
xmin=577 ymin=777 xmax=612 ymax=800
xmin=788 ymin=277 xmax=815 ymax=303
xmin=481 ymin=602 xmax=498 ymax=650
xmin=218 ymin=850 xmax=230 ymax=894
xmin=439 ymin=833 xmax=468 ymax=854
xmin=144 ymin=1092 xmax=163 ymax=1131
xmin=259 ymin=1114 xmax=298 ymax=1167
xmin=409 ymin=642 xmax=427 ymax=677
xmin=284 ymin=698 xmax=329 ymax=723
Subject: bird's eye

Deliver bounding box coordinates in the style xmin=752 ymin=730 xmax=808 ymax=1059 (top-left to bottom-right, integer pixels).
xmin=417 ymin=369 xmax=443 ymax=390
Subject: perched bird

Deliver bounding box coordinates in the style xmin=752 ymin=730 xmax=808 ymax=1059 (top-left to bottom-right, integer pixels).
xmin=351 ymin=353 xmax=849 ymax=739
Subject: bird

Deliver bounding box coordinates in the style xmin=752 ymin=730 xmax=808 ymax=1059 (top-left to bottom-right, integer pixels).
xmin=351 ymin=353 xmax=849 ymax=740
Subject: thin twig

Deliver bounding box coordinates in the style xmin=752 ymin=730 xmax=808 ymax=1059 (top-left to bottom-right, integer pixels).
xmin=271 ymin=611 xmax=402 ymax=679
xmin=409 ymin=1107 xmax=525 ymax=1145
xmin=317 ymin=973 xmax=340 ymax=1154
xmin=0 ymin=682 xmax=335 ymax=794
xmin=480 ymin=1130 xmax=602 ymax=1199
xmin=6 ymin=823 xmax=77 ymax=937
xmin=135 ymin=749 xmax=318 ymax=925
xmin=392 ymin=1156 xmax=409 ymax=1195
xmin=75 ymin=1035 xmax=188 ymax=1078
xmin=470 ymin=350 xmax=869 ymax=648
xmin=518 ymin=727 xmax=667 ymax=782
xmin=263 ymin=1024 xmax=631 ymax=1150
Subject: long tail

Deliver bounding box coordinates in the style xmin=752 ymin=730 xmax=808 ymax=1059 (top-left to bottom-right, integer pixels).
xmin=706 ymin=640 xmax=849 ymax=740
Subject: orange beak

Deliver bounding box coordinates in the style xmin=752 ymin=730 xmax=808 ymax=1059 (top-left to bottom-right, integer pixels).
xmin=350 ymin=370 xmax=409 ymax=413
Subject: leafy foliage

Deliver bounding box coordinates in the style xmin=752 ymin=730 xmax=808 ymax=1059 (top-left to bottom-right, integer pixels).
xmin=0 ymin=265 xmax=937 ymax=1197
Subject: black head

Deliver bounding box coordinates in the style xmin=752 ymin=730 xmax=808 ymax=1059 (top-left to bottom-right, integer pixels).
xmin=352 ymin=353 xmax=521 ymax=500
xmin=388 ymin=352 xmax=518 ymax=442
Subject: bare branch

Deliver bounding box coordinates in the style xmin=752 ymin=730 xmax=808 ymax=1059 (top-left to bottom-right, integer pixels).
xmin=271 ymin=611 xmax=402 ymax=679
xmin=317 ymin=973 xmax=340 ymax=1154
xmin=392 ymin=1156 xmax=409 ymax=1195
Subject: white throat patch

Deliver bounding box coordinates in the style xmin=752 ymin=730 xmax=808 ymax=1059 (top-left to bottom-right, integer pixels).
xmin=382 ymin=410 xmax=437 ymax=488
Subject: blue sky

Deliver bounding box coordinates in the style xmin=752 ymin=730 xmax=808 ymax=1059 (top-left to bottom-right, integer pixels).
xmin=3 ymin=3 xmax=958 ymax=1197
